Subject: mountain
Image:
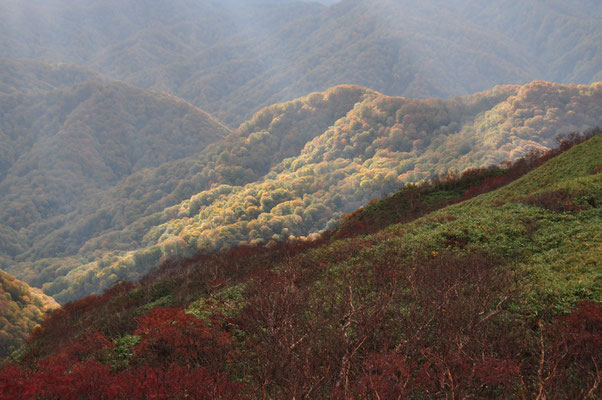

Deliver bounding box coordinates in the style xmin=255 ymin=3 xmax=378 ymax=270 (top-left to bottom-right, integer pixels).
xmin=0 ymin=64 xmax=228 ymax=223
xmin=1 ymin=133 xmax=598 ymax=398
xmin=0 ymin=59 xmax=102 ymax=95
xmin=1 ymin=0 xmax=600 ymax=125
xmin=4 ymin=80 xmax=599 ymax=304
xmin=0 ymin=269 xmax=58 ymax=357
xmin=0 ymin=60 xmax=230 ymax=295
xmin=438 ymin=0 xmax=602 ymax=83
xmin=1 ymin=82 xmax=368 ymax=300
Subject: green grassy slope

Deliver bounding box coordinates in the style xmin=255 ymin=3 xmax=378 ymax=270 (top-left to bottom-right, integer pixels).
xmin=363 ymin=134 xmax=601 ymax=311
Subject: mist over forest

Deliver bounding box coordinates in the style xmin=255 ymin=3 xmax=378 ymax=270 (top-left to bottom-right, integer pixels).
xmin=1 ymin=0 xmax=600 ymax=125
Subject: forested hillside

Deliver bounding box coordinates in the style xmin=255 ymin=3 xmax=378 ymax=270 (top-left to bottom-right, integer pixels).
xmin=4 ymin=80 xmax=599 ymax=304
xmin=0 ymin=270 xmax=58 ymax=357
xmin=0 ymin=59 xmax=103 ymax=95
xmin=1 ymin=0 xmax=600 ymax=125
xmin=1 ymin=133 xmax=598 ymax=398
xmin=438 ymin=0 xmax=602 ymax=83
xmin=0 ymin=60 xmax=230 ymax=300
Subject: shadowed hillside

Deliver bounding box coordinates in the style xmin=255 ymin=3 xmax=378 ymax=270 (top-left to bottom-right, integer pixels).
xmin=0 ymin=60 xmax=230 ymax=299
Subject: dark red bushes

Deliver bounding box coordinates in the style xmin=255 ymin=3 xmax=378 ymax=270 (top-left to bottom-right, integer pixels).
xmin=353 ymin=301 xmax=602 ymax=400
xmin=114 ymin=365 xmax=241 ymax=400
xmin=3 ymin=256 xmax=599 ymax=399
xmin=0 ymin=306 xmax=241 ymax=400
xmin=0 ymin=359 xmax=240 ymax=400
xmin=233 ymin=249 xmax=526 ymax=399
xmin=133 ymin=306 xmax=234 ymax=369
xmin=528 ymin=301 xmax=602 ymax=399
xmin=0 ymin=365 xmax=27 ymax=400
xmin=455 ymin=175 xmax=510 ymax=202
xmin=521 ymin=190 xmax=587 ymax=213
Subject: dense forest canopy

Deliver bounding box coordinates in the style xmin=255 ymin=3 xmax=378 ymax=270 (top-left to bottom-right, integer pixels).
xmin=0 ymin=0 xmax=600 ymax=125
xmin=0 ymin=270 xmax=58 ymax=357
xmin=0 ymin=61 xmax=232 ymax=300
xmin=1 ymin=75 xmax=599 ymax=303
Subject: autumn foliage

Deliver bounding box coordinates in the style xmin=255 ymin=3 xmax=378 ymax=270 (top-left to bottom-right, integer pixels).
xmin=0 ymin=307 xmax=240 ymax=400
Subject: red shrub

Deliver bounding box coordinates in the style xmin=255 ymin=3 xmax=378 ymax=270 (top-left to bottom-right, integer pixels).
xmin=456 ymin=176 xmax=510 ymax=202
xmin=473 ymin=357 xmax=520 ymax=386
xmin=0 ymin=364 xmax=27 ymax=400
xmin=357 ymin=354 xmax=412 ymax=398
xmin=1 ymin=316 xmax=240 ymax=400
xmin=114 ymin=365 xmax=241 ymax=400
xmin=62 ymin=330 xmax=114 ymax=361
xmin=521 ymin=190 xmax=587 ymax=213
xmin=133 ymin=307 xmax=234 ymax=369
xmin=556 ymin=301 xmax=602 ymax=361
xmin=526 ymin=302 xmax=602 ymax=399
xmin=26 ymin=357 xmax=113 ymax=400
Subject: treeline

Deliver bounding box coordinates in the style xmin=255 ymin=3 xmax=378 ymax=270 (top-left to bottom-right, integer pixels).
xmin=0 ymin=63 xmax=232 ymax=299
xmin=1 ymin=84 xmax=368 ymax=298
xmin=0 ymin=76 xmax=228 ymax=231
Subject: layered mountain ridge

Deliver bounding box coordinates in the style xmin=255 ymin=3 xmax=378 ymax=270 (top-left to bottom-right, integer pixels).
xmin=0 ymin=0 xmax=600 ymax=395
xmin=1 ymin=0 xmax=600 ymax=125
xmin=0 ymin=60 xmax=231 ymax=298
xmin=1 ymin=68 xmax=599 ymax=303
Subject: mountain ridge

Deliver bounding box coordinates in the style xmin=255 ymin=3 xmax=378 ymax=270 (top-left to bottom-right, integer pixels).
xmin=3 ymin=79 xmax=599 ymax=303
xmin=0 ymin=61 xmax=231 ymax=296
xmin=1 ymin=0 xmax=600 ymax=125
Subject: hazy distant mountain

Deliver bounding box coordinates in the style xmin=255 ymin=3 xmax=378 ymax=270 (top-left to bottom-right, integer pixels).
xmin=435 ymin=0 xmax=602 ymax=83
xmin=1 ymin=0 xmax=600 ymax=125
xmin=4 ymin=80 xmax=599 ymax=303
xmin=0 ymin=60 xmax=229 ymax=290
xmin=0 ymin=60 xmax=228 ymax=225
xmin=1 ymin=83 xmax=370 ymax=300
xmin=0 ymin=59 xmax=103 ymax=95
xmin=0 ymin=0 xmax=599 ymax=389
